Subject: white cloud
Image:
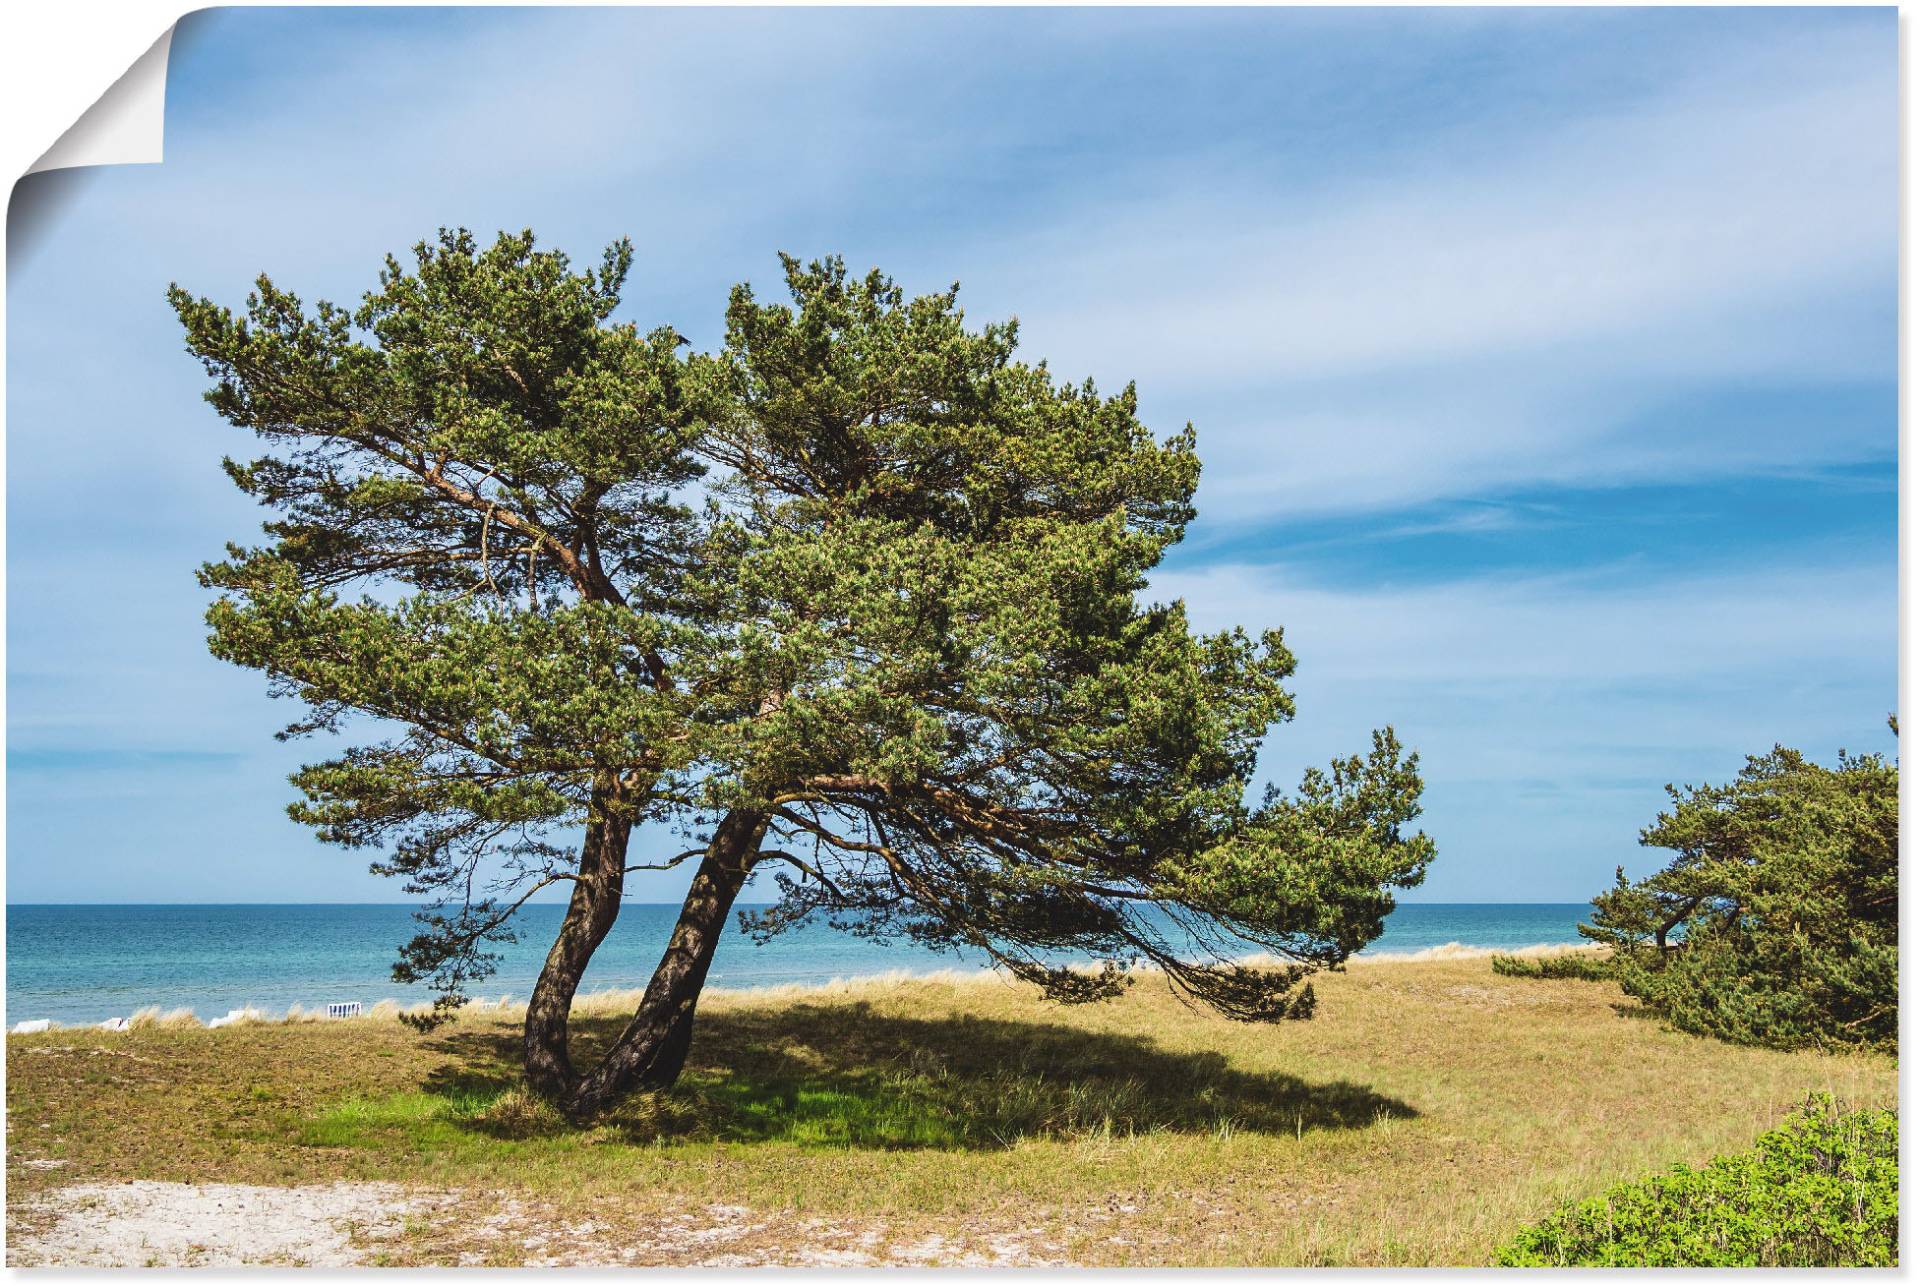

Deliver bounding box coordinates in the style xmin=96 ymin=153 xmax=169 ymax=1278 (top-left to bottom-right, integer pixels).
xmin=998 ymin=25 xmax=1889 ymax=380
xmin=43 ymin=14 xmax=1891 ymax=537
xmin=1151 ymin=552 xmax=1895 ymax=803
xmin=955 ymin=22 xmax=1893 ymax=520
xmin=1148 ymin=554 xmax=1895 ymax=899
xmin=1152 ymin=557 xmax=1892 ymax=687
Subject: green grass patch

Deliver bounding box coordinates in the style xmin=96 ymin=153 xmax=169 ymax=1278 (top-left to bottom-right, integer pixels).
xmin=299 ymin=1014 xmax=1402 ymax=1154
xmin=1489 ymin=952 xmax=1615 ymax=981
xmin=300 ymin=1086 xmax=508 ymax=1148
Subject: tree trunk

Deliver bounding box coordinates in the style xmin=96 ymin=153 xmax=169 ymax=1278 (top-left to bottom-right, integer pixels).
xmin=523 ymin=782 xmax=634 ymax=1102
xmin=524 ymin=804 xmax=767 ymax=1119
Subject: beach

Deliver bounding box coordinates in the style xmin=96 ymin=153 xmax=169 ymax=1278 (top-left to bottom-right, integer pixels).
xmin=5 ymin=902 xmax=1592 ymax=1027
xmin=6 ymin=951 xmax=1891 ymax=1267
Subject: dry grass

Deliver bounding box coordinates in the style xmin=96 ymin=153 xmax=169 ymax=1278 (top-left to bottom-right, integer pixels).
xmin=4 ymin=957 xmax=1894 ymax=1266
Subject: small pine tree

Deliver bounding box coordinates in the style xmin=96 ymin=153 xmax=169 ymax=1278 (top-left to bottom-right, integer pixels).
xmin=1579 ymin=734 xmax=1896 ymax=1052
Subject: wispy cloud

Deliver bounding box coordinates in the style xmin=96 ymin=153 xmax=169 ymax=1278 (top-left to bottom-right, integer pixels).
xmin=1374 ymin=502 xmax=1542 ymax=542
xmin=1152 ymin=557 xmax=1892 ymax=687
xmin=1009 ymin=61 xmax=1889 ymax=385
xmin=965 ymin=21 xmax=1892 ymax=523
xmin=1149 ymin=552 xmax=1893 ymax=899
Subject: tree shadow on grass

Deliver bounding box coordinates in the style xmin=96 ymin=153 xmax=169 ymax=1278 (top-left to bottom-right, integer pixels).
xmin=418 ymin=1000 xmax=1416 ymax=1150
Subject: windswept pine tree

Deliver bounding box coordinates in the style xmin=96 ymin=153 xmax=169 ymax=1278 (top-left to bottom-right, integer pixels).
xmin=1578 ymin=733 xmax=1896 ymax=1052
xmin=171 ymin=230 xmax=1434 ymax=1117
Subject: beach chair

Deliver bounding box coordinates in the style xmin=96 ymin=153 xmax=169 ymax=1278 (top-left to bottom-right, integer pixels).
xmin=325 ymin=1001 xmax=363 ymax=1019
xmin=208 ymin=1007 xmax=262 ymax=1029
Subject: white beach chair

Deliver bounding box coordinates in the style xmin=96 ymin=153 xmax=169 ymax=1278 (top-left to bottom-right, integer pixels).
xmin=325 ymin=1001 xmax=362 ymax=1019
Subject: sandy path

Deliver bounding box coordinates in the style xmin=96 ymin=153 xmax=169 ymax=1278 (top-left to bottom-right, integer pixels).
xmin=7 ymin=1181 xmax=460 ymax=1267
xmin=8 ymin=1181 xmax=1070 ymax=1267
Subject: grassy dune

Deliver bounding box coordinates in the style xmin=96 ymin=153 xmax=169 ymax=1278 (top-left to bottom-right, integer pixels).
xmin=5 ymin=955 xmax=1894 ymax=1266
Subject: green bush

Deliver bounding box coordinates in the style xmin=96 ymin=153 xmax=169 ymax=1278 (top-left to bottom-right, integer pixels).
xmin=1489 ymin=952 xmax=1615 ymax=981
xmin=1498 ymin=1094 xmax=1898 ymax=1267
xmin=1578 ymin=737 xmax=1896 ymax=1052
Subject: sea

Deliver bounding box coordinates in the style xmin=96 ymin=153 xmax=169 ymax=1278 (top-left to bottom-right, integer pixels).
xmin=5 ymin=902 xmax=1590 ymax=1026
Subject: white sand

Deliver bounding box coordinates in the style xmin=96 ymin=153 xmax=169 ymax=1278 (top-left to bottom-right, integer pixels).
xmin=8 ymin=1181 xmax=456 ymax=1267
xmin=8 ymin=1182 xmax=1066 ymax=1267
xmin=1351 ymin=940 xmax=1603 ymax=964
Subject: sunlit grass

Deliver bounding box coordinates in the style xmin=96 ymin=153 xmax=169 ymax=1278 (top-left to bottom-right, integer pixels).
xmin=6 ymin=957 xmax=1895 ymax=1265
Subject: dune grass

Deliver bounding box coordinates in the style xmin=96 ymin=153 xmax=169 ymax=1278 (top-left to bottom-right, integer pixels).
xmin=4 ymin=956 xmax=1894 ymax=1266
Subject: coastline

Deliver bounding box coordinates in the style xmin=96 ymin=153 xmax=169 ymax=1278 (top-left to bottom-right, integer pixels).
xmin=6 ymin=941 xmax=1603 ymax=1033
xmin=7 ymin=902 xmax=1596 ymax=1026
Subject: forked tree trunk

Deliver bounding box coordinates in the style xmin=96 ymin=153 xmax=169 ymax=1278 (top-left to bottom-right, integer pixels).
xmin=523 ymin=803 xmax=767 ymax=1119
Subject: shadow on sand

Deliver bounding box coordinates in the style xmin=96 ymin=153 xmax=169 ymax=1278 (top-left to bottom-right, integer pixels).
xmin=419 ymin=1000 xmax=1416 ymax=1150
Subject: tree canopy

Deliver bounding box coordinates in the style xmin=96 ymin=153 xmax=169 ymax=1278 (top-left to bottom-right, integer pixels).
xmin=171 ymin=229 xmax=1434 ymax=1114
xmin=1579 ymin=733 xmax=1896 ymax=1052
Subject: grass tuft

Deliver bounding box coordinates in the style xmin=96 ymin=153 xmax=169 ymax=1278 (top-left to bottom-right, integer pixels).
xmin=1490 ymin=951 xmax=1616 ymax=981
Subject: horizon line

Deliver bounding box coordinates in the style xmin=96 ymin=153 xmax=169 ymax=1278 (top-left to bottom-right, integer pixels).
xmin=3 ymin=899 xmax=1592 ymax=908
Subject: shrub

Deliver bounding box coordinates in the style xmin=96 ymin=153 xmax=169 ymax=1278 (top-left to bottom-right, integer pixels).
xmin=1498 ymin=1094 xmax=1897 ymax=1267
xmin=1489 ymin=952 xmax=1614 ymax=981
xmin=1578 ymin=736 xmax=1896 ymax=1052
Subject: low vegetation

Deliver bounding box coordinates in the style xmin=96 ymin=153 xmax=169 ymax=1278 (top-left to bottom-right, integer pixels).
xmin=1487 ymin=951 xmax=1614 ymax=982
xmin=7 ymin=957 xmax=1893 ymax=1266
xmin=1499 ymin=1093 xmax=1897 ymax=1267
xmin=1480 ymin=739 xmax=1902 ymax=1268
xmin=1496 ymin=737 xmax=1897 ymax=1058
xmin=1584 ymin=738 xmax=1897 ymax=1053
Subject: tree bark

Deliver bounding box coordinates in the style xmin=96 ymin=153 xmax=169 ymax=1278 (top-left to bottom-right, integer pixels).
xmin=523 ymin=781 xmax=635 ymax=1102
xmin=524 ymin=803 xmax=768 ymax=1119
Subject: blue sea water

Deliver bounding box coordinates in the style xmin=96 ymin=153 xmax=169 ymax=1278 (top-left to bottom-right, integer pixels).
xmin=4 ymin=902 xmax=1589 ymax=1026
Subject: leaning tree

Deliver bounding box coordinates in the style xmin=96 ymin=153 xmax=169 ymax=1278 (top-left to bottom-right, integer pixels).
xmin=171 ymin=229 xmax=1434 ymax=1117
xmin=1578 ymin=734 xmax=1896 ymax=1052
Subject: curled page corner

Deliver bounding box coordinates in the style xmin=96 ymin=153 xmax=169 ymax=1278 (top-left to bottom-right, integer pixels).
xmin=27 ymin=24 xmax=176 ymax=176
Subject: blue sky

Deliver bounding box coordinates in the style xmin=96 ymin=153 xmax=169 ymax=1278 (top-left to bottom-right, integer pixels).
xmin=6 ymin=6 xmax=1896 ymax=904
